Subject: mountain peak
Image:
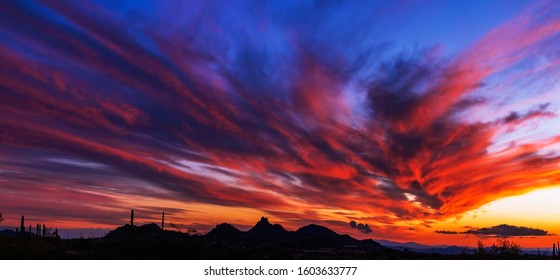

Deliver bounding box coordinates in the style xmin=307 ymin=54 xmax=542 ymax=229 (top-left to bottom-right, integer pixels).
xmin=247 ymin=217 xmax=288 ymax=240
xmin=250 ymin=216 xmax=280 ymax=231
xmin=213 ymin=223 xmax=241 ymax=232
xmin=257 ymin=216 xmax=270 ymax=225
xmin=104 ymin=223 xmax=188 ymax=241
xmin=206 ymin=223 xmax=242 ymax=241
xmin=251 ymin=216 xmax=283 ymax=231
xmin=295 ymin=224 xmax=337 ymax=239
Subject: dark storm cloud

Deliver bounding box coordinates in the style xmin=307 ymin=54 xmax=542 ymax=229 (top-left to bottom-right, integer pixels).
xmin=435 ymin=224 xmax=551 ymax=237
xmin=464 ymin=224 xmax=550 ymax=237
xmin=349 ymin=220 xmax=373 ymax=234
xmin=435 ymin=230 xmax=459 ymax=234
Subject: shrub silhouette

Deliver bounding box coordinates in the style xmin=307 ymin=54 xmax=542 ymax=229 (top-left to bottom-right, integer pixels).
xmin=490 ymin=239 xmax=521 ymax=255
xmin=476 ymin=239 xmax=521 ymax=258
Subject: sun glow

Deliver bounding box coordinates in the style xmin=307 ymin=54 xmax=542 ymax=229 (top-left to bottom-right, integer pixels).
xmin=418 ymin=186 xmax=560 ymax=247
xmin=472 ymin=186 xmax=560 ymax=229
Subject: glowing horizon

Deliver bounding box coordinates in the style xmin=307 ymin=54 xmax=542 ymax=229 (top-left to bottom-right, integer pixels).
xmin=1 ymin=0 xmax=560 ymax=247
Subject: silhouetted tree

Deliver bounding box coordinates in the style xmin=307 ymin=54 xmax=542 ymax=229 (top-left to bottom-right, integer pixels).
xmin=169 ymin=223 xmax=197 ymax=236
xmin=476 ymin=240 xmax=485 ymax=256
xmin=490 ymin=239 xmax=521 ymax=256
xmin=186 ymin=226 xmax=197 ymax=235
xmin=476 ymin=239 xmax=521 ymax=257
xmin=169 ymin=222 xmax=183 ymax=233
xmin=0 ymin=213 xmax=3 ymax=224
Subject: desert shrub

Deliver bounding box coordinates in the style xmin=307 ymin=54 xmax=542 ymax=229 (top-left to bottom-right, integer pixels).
xmin=476 ymin=239 xmax=521 ymax=258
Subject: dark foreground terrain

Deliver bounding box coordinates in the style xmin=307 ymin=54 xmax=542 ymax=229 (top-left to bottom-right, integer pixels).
xmin=0 ymin=217 xmax=554 ymax=260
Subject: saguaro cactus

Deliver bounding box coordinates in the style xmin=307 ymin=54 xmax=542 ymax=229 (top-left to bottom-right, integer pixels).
xmin=161 ymin=211 xmax=165 ymax=231
xmin=130 ymin=209 xmax=135 ymax=240
xmin=42 ymin=224 xmax=46 ymax=238
xmin=130 ymin=209 xmax=134 ymax=227
xmin=554 ymin=243 xmax=557 ymax=259
xmin=161 ymin=211 xmax=165 ymax=239
xmin=19 ymin=216 xmax=25 ymax=238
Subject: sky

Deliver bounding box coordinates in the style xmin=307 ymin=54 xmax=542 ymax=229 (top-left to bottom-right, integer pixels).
xmin=1 ymin=0 xmax=560 ymax=247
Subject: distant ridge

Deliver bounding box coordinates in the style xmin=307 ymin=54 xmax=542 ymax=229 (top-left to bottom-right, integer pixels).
xmin=375 ymin=239 xmax=469 ymax=255
xmin=0 ymin=229 xmax=39 ymax=238
xmin=0 ymin=229 xmax=17 ymax=238
xmin=375 ymin=239 xmax=434 ymax=250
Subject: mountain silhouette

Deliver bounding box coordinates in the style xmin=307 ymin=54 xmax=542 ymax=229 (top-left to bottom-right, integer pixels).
xmin=205 ymin=223 xmax=243 ymax=242
xmin=104 ymin=223 xmax=184 ymax=240
xmin=0 ymin=229 xmax=39 ymax=239
xmin=0 ymin=229 xmax=17 ymax=238
xmin=246 ymin=217 xmax=290 ymax=242
xmin=295 ymin=224 xmax=339 ymax=240
xmin=375 ymin=239 xmax=434 ymax=249
xmin=199 ymin=216 xmax=386 ymax=251
xmin=295 ymin=224 xmax=384 ymax=250
xmin=375 ymin=239 xmax=470 ymax=254
xmin=100 ymin=217 xmax=391 ymax=253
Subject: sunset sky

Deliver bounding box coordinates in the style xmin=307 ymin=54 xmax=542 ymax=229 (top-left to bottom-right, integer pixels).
xmin=1 ymin=0 xmax=560 ymax=247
